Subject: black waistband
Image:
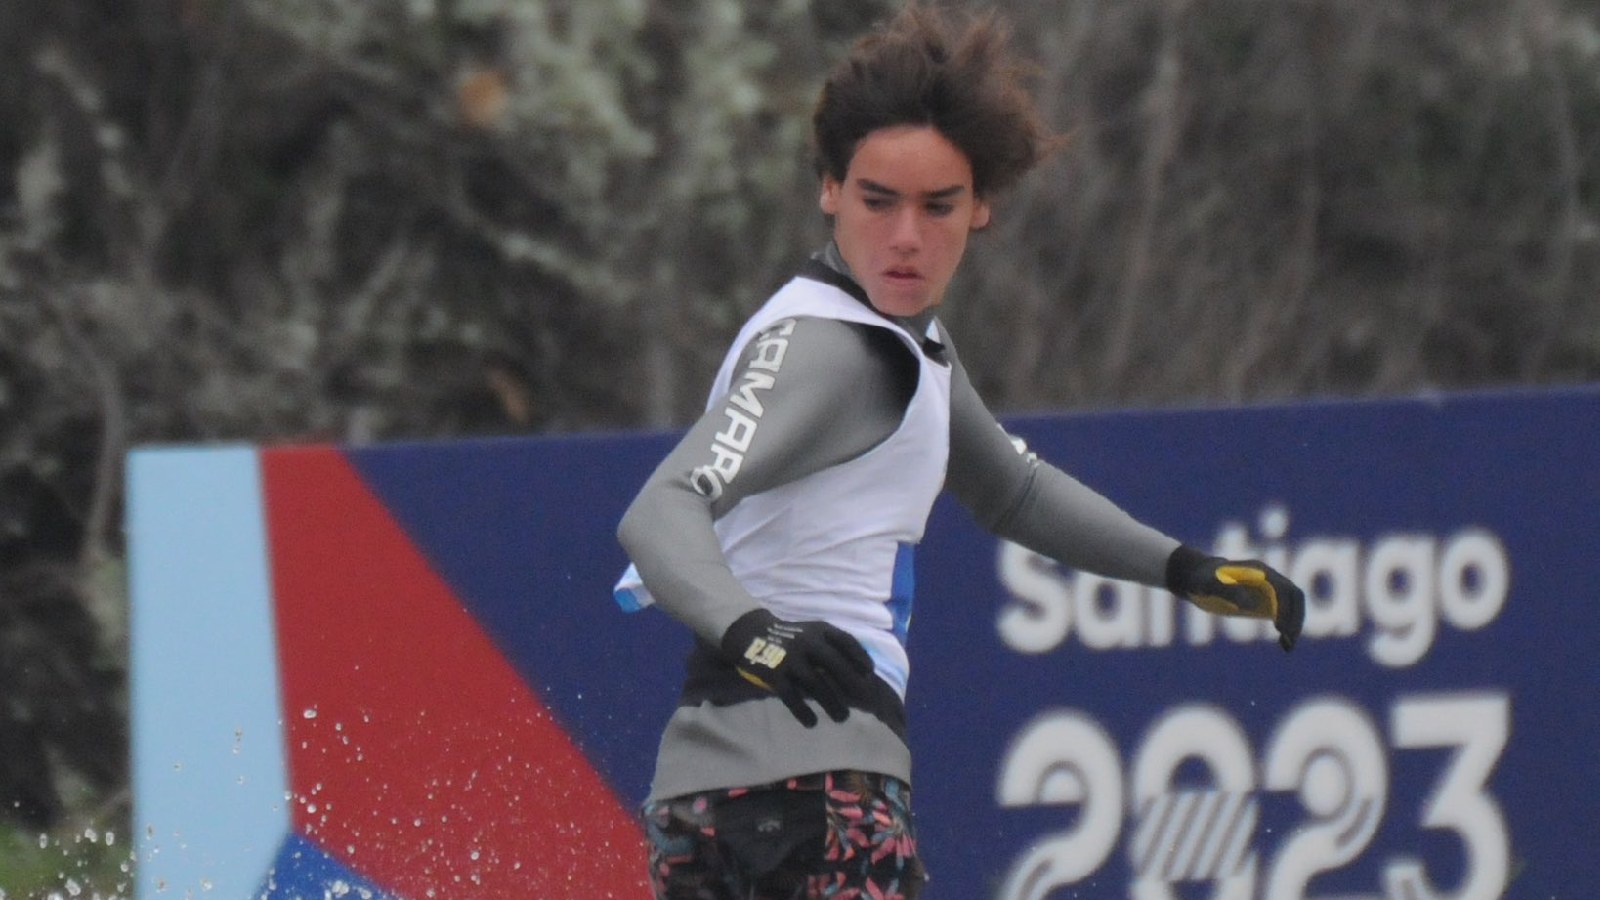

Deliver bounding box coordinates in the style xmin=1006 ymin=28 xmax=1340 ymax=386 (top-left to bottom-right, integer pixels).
xmin=678 ymin=640 xmax=908 ymax=740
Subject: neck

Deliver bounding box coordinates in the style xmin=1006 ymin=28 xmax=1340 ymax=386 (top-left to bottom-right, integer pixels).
xmin=818 ymin=241 xmax=938 ymax=335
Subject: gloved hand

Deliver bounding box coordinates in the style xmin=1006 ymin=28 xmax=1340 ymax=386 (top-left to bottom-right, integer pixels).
xmin=719 ymin=608 xmax=877 ymax=727
xmin=1166 ymin=545 xmax=1306 ymax=651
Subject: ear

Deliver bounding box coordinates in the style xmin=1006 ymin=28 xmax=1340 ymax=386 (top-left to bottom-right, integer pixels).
xmin=819 ymin=177 xmax=842 ymax=216
xmin=971 ymin=197 xmax=992 ymax=231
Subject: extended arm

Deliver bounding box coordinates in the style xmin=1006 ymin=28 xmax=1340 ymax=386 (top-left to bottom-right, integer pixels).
xmin=943 ymin=341 xmax=1178 ymax=584
xmin=940 ymin=329 xmax=1304 ymax=650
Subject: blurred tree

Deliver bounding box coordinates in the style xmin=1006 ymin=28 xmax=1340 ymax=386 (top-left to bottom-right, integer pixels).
xmin=0 ymin=562 xmax=125 ymax=830
xmin=0 ymin=0 xmax=845 ymax=837
xmin=948 ymin=0 xmax=1600 ymax=410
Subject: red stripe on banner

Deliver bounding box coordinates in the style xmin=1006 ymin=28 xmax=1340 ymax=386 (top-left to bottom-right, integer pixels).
xmin=260 ymin=445 xmax=649 ymax=898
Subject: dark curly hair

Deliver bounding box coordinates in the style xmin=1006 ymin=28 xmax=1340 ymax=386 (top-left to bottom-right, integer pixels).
xmin=811 ymin=3 xmax=1057 ymax=199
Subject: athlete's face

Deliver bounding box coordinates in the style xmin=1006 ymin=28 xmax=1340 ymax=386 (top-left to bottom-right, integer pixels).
xmin=820 ymin=125 xmax=992 ymax=317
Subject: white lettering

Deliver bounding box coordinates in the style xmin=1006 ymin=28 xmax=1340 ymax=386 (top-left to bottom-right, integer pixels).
xmin=997 ymin=692 xmax=1512 ymax=896
xmin=689 ymin=443 xmax=745 ymax=501
xmin=996 ymin=710 xmax=1123 ymax=897
xmin=995 ymin=541 xmax=1071 ymax=654
xmin=727 ymin=371 xmax=776 ymax=417
xmin=749 ymin=329 xmax=791 ymax=372
xmin=994 ymin=506 xmax=1511 ymax=666
xmin=1386 ymin=693 xmax=1511 ymax=900
xmin=1073 ymin=572 xmax=1144 ymax=650
xmin=707 ymin=444 xmax=742 ymax=486
xmin=689 ymin=320 xmax=796 ymax=498
xmin=1262 ymin=700 xmax=1387 ymax=898
xmin=1289 ymin=537 xmax=1362 ymax=638
xmin=1366 ymin=535 xmax=1438 ymax=667
xmin=714 ymin=407 xmax=759 ymax=453
xmin=1146 ymin=586 xmax=1177 ymax=647
xmin=1437 ymin=529 xmax=1509 ymax=630
xmin=995 ymin=543 xmax=1176 ymax=653
xmin=689 ymin=465 xmax=723 ymax=500
xmin=1129 ymin=706 xmax=1257 ymax=900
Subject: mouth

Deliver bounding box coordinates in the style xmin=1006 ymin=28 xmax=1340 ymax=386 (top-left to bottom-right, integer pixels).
xmin=883 ymin=268 xmax=922 ymax=285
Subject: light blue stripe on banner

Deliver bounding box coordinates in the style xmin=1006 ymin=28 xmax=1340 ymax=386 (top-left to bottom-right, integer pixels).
xmin=128 ymin=446 xmax=290 ymax=900
xmin=889 ymin=542 xmax=916 ymax=644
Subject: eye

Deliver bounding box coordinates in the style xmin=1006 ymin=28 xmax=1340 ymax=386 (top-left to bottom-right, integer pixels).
xmin=864 ymin=196 xmax=894 ymax=211
xmin=926 ymin=201 xmax=955 ymax=216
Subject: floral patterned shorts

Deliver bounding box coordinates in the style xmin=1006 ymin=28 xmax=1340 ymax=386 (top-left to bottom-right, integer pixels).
xmin=642 ymin=771 xmax=926 ymax=899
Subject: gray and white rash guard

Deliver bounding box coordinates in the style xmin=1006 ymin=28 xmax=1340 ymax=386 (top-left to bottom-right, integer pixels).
xmin=617 ymin=245 xmax=1179 ymax=801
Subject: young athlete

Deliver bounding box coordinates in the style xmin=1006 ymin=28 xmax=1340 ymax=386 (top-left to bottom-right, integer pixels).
xmin=614 ymin=5 xmax=1305 ymax=898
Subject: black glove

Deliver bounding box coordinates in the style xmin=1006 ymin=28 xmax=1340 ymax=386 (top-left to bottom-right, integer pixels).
xmin=719 ymin=608 xmax=877 ymax=727
xmin=1166 ymin=544 xmax=1306 ymax=652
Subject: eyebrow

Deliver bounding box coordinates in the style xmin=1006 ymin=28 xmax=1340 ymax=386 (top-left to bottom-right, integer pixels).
xmin=858 ymin=178 xmax=967 ymax=200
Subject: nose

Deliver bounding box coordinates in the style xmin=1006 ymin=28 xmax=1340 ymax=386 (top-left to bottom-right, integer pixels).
xmin=889 ymin=206 xmax=921 ymax=254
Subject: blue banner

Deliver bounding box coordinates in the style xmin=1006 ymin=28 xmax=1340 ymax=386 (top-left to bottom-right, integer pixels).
xmin=906 ymin=386 xmax=1598 ymax=898
xmin=130 ymin=385 xmax=1600 ymax=898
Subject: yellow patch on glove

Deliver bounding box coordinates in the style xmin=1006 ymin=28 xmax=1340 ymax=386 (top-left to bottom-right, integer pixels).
xmin=736 ymin=667 xmax=775 ymax=692
xmin=1189 ymin=565 xmax=1279 ymax=619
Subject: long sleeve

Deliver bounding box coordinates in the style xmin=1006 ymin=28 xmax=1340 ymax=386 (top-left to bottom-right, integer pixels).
xmin=617 ymin=316 xmax=917 ymax=644
xmin=941 ymin=328 xmax=1180 ymax=586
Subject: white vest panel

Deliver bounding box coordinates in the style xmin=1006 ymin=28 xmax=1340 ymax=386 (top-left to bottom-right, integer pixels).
xmin=706 ymin=277 xmax=951 ymax=697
